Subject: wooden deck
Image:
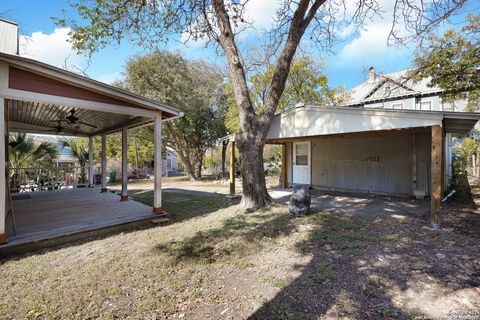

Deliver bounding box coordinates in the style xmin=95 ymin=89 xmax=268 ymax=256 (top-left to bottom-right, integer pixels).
xmin=2 ymin=188 xmax=156 ymax=254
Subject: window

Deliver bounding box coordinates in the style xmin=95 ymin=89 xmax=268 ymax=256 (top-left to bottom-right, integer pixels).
xmin=392 ymin=102 xmax=403 ymax=109
xmin=420 ymin=101 xmax=432 ymax=111
xmin=295 ymin=143 xmax=308 ymax=165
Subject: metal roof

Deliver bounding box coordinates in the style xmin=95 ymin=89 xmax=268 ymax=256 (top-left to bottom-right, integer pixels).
xmin=343 ymin=69 xmax=441 ymax=106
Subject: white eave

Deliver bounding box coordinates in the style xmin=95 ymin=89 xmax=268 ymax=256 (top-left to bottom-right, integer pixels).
xmin=266 ymin=105 xmax=480 ymax=140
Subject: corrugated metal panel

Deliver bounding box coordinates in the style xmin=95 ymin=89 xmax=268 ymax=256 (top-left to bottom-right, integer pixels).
xmin=7 ymin=99 xmax=149 ymax=136
xmin=0 ymin=20 xmax=18 ymax=55
xmin=311 ymin=135 xmax=414 ymax=195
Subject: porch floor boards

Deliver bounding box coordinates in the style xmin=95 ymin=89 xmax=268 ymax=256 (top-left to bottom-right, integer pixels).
xmin=3 ymin=188 xmax=154 ymax=249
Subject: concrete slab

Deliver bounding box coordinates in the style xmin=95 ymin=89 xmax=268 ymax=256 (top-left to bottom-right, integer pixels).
xmin=270 ymin=189 xmax=429 ymax=217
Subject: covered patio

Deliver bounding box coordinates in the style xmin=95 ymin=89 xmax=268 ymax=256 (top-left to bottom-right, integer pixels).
xmin=0 ymin=52 xmax=182 ymax=246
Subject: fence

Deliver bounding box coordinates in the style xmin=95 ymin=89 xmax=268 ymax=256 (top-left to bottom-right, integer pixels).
xmin=9 ymin=167 xmax=89 ymax=192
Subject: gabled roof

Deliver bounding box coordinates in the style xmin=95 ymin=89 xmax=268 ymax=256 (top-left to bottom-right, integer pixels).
xmin=344 ymin=69 xmax=442 ymax=106
xmin=0 ymin=52 xmax=182 ymax=118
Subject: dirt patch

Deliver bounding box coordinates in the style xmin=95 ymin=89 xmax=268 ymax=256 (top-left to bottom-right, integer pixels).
xmin=1 ymin=199 xmax=479 ymax=319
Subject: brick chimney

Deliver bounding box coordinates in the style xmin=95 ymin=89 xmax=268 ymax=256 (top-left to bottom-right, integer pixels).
xmin=0 ymin=19 xmax=19 ymax=55
xmin=368 ymin=66 xmax=376 ymax=83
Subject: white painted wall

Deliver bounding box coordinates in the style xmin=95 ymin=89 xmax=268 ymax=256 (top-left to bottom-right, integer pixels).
xmin=267 ymin=106 xmax=443 ymax=141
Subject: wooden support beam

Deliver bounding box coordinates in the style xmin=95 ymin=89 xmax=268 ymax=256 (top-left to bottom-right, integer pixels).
xmin=121 ymin=127 xmax=128 ymax=201
xmin=281 ymin=144 xmax=287 ymax=189
xmin=101 ymin=133 xmax=107 ymax=192
xmin=431 ymin=125 xmax=442 ymax=228
xmin=229 ymin=141 xmax=235 ymax=195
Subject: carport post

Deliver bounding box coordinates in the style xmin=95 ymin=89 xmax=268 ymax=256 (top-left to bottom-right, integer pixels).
xmin=281 ymin=143 xmax=287 ymax=189
xmin=121 ymin=127 xmax=128 ymax=201
xmin=88 ymin=136 xmax=94 ymax=187
xmin=101 ymin=133 xmax=107 ymax=192
xmin=0 ymin=97 xmax=7 ymax=244
xmin=229 ymin=140 xmax=235 ymax=195
xmin=431 ymin=125 xmax=442 ymax=228
xmin=153 ymin=112 xmax=163 ymax=214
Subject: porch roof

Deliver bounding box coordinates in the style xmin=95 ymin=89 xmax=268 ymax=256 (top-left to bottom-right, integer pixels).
xmin=0 ymin=52 xmax=182 ymax=136
xmin=266 ymin=105 xmax=480 ymax=142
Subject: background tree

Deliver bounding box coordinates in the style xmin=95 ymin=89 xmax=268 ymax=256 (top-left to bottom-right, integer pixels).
xmin=225 ymin=56 xmax=347 ymax=132
xmin=119 ymin=50 xmax=228 ymax=180
xmin=61 ymin=138 xmax=89 ymax=184
xmin=413 ymin=14 xmax=479 ymax=111
xmin=59 ymin=0 xmax=467 ymax=210
xmin=9 ymin=133 xmax=58 ymax=170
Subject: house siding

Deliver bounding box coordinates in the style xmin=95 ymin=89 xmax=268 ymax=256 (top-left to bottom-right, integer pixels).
xmin=285 ymin=130 xmax=434 ymax=197
xmin=310 ymin=134 xmax=413 ymax=195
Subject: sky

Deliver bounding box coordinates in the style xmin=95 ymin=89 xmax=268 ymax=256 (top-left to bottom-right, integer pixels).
xmin=0 ymin=0 xmax=477 ymax=90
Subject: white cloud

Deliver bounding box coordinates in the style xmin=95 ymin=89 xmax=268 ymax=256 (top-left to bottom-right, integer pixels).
xmin=336 ymin=0 xmax=411 ymax=65
xmin=244 ymin=0 xmax=281 ymax=30
xmin=340 ymin=22 xmax=400 ymax=62
xmin=19 ymin=27 xmax=87 ymax=70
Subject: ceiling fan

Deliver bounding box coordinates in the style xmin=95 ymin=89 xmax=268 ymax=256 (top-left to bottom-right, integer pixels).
xmin=49 ymin=109 xmax=98 ymax=130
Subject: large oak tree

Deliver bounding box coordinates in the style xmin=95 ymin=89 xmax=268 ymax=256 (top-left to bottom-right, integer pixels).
xmin=58 ymin=0 xmax=468 ymax=211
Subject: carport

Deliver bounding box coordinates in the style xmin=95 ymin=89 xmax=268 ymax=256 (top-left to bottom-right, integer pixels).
xmin=0 ymin=52 xmax=182 ymax=245
xmin=267 ymin=104 xmax=480 ymax=228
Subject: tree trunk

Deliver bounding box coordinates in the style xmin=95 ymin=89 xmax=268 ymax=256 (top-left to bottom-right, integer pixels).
xmin=211 ymin=0 xmax=322 ymax=211
xmin=236 ymin=136 xmax=271 ymax=210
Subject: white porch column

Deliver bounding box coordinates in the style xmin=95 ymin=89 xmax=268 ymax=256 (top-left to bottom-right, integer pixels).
xmin=101 ymin=133 xmax=107 ymax=193
xmin=88 ymin=136 xmax=94 ymax=187
xmin=121 ymin=127 xmax=128 ymax=201
xmin=0 ymin=97 xmax=7 ymax=244
xmin=153 ymin=112 xmax=163 ymax=214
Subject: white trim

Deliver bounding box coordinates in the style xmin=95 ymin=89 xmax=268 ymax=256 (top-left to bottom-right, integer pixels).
xmin=419 ymin=99 xmax=433 ymax=111
xmin=392 ymin=102 xmax=404 ymax=110
xmin=292 ymin=141 xmax=311 ymax=185
xmin=101 ymin=133 xmax=107 ymax=190
xmin=88 ymin=136 xmax=94 ymax=187
xmin=0 ymin=97 xmax=5 ymax=235
xmin=121 ymin=127 xmax=128 ymax=198
xmin=154 ymin=113 xmax=162 ymax=209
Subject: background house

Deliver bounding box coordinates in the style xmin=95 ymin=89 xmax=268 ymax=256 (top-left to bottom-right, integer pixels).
xmin=343 ymin=67 xmax=468 ymax=112
xmin=31 ymin=135 xmax=77 ymax=168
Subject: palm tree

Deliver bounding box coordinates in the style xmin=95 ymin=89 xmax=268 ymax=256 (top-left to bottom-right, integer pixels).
xmin=8 ymin=133 xmax=59 ymax=191
xmin=9 ymin=133 xmax=58 ymax=169
xmin=60 ymin=138 xmax=89 ymax=185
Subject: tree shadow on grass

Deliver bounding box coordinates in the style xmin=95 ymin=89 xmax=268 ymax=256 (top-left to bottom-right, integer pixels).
xmin=250 ymin=210 xmax=480 ymax=319
xmin=152 ymin=202 xmax=480 ymax=319
xmin=153 ymin=206 xmax=296 ymax=264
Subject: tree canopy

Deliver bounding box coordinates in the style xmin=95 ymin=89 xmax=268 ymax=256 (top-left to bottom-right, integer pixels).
xmin=413 ymin=14 xmax=480 ymax=111
xmin=225 ymin=56 xmax=347 ymax=132
xmin=119 ymin=50 xmax=228 ymax=180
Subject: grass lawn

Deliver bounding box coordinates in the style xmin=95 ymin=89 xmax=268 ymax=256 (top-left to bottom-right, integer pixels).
xmin=1 ymin=195 xmax=479 ymax=319
xmin=130 ymin=189 xmax=234 ymax=223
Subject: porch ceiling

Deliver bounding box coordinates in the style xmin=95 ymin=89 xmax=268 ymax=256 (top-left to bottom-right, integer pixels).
xmin=7 ymin=98 xmax=151 ymax=136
